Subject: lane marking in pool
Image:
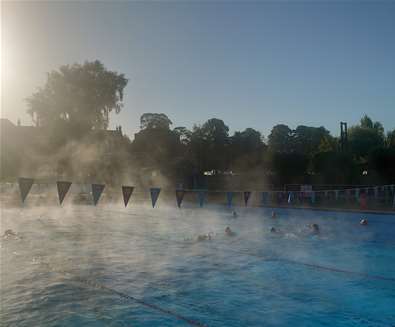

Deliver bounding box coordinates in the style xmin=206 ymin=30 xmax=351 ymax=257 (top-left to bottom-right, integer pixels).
xmin=38 ymin=261 xmax=207 ymax=327
xmin=73 ymin=277 xmax=207 ymax=327
xmin=208 ymin=244 xmax=395 ymax=282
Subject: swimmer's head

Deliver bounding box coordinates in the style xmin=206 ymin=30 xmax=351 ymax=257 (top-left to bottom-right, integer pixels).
xmin=270 ymin=227 xmax=277 ymax=233
xmin=4 ymin=229 xmax=16 ymax=236
xmin=311 ymin=224 xmax=320 ymax=233
xmin=225 ymin=226 xmax=235 ymax=236
xmin=360 ymin=219 xmax=368 ymax=226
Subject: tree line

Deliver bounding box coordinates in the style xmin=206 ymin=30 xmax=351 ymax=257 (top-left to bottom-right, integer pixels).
xmin=2 ymin=61 xmax=394 ymax=189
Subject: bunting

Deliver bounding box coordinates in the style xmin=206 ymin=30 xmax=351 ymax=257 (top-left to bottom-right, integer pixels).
xmin=175 ymin=189 xmax=185 ymax=208
xmin=150 ymin=188 xmax=161 ymax=208
xmin=244 ymin=191 xmax=251 ymax=206
xmin=9 ymin=178 xmax=395 ymax=210
xmin=56 ymin=181 xmax=72 ymax=205
xmin=92 ymin=184 xmax=105 ymax=206
xmin=122 ymin=186 xmax=134 ymax=207
xmin=226 ymin=192 xmax=234 ymax=207
xmin=18 ymin=177 xmax=34 ymax=203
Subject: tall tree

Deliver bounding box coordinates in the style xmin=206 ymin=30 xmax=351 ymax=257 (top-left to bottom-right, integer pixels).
xmin=293 ymin=125 xmax=331 ymax=156
xmin=386 ymin=129 xmax=395 ymax=148
xmin=140 ymin=113 xmax=172 ymax=130
xmin=190 ymin=118 xmax=230 ymax=172
xmin=268 ymin=124 xmax=294 ymax=153
xmin=349 ymin=115 xmax=385 ymax=158
xmin=26 ymin=60 xmax=128 ymax=131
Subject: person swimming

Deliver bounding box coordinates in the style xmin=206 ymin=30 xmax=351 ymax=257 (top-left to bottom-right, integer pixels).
xmin=2 ymin=229 xmax=21 ymax=240
xmin=232 ymin=210 xmax=238 ymax=218
xmin=270 ymin=227 xmax=277 ymax=233
xmin=309 ymin=223 xmax=320 ymax=234
xmin=360 ymin=218 xmax=368 ymax=226
xmin=196 ymin=233 xmax=212 ymax=241
xmin=225 ymin=226 xmax=236 ymax=237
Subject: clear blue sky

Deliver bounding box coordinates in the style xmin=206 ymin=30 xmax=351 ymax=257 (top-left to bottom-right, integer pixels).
xmin=2 ymin=1 xmax=395 ymax=139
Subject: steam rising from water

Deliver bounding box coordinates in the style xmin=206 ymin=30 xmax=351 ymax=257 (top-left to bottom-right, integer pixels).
xmin=1 ymin=204 xmax=394 ymax=326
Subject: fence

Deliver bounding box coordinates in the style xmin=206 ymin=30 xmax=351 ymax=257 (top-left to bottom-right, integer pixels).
xmin=1 ymin=179 xmax=394 ymax=212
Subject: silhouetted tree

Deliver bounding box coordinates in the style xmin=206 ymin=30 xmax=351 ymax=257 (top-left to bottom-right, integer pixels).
xmin=190 ymin=119 xmax=230 ymax=172
xmin=386 ymin=129 xmax=395 ymax=148
xmin=26 ymin=60 xmax=128 ymax=132
xmin=268 ymin=124 xmax=294 ymax=153
xmin=293 ymin=125 xmax=331 ymax=156
xmin=140 ymin=113 xmax=172 ymax=130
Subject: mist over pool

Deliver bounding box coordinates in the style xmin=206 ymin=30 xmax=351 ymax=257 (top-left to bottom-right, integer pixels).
xmin=1 ymin=205 xmax=394 ymax=326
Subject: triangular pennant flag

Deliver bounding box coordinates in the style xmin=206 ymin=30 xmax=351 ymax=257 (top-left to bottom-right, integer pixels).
xmin=175 ymin=189 xmax=185 ymax=208
xmin=122 ymin=186 xmax=134 ymax=207
xmin=244 ymin=191 xmax=251 ymax=206
xmin=92 ymin=184 xmax=105 ymax=206
xmin=150 ymin=188 xmax=161 ymax=208
xmin=56 ymin=181 xmax=72 ymax=205
xmin=18 ymin=177 xmax=34 ymax=203
xmin=226 ymin=192 xmax=234 ymax=207
xmin=197 ymin=190 xmax=206 ymax=207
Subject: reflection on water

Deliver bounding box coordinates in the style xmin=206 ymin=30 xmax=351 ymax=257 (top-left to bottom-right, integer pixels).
xmin=1 ymin=205 xmax=395 ymax=326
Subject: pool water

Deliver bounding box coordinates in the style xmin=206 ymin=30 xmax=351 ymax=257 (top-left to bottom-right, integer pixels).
xmin=1 ymin=205 xmax=394 ymax=326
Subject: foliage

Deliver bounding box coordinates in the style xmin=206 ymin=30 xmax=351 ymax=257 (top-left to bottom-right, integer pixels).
xmin=26 ymin=60 xmax=128 ymax=131
xmin=140 ymin=113 xmax=172 ymax=130
xmin=12 ymin=67 xmax=395 ymax=189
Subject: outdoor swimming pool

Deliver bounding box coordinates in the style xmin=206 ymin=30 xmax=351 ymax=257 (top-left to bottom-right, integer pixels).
xmin=1 ymin=205 xmax=394 ymax=326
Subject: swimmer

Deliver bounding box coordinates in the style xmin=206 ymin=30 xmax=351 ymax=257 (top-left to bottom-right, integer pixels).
xmin=2 ymin=229 xmax=21 ymax=240
xmin=360 ymin=218 xmax=368 ymax=226
xmin=197 ymin=233 xmax=212 ymax=242
xmin=232 ymin=210 xmax=238 ymax=218
xmin=309 ymin=223 xmax=320 ymax=234
xmin=270 ymin=227 xmax=277 ymax=233
xmin=271 ymin=211 xmax=277 ymax=218
xmin=225 ymin=226 xmax=236 ymax=237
